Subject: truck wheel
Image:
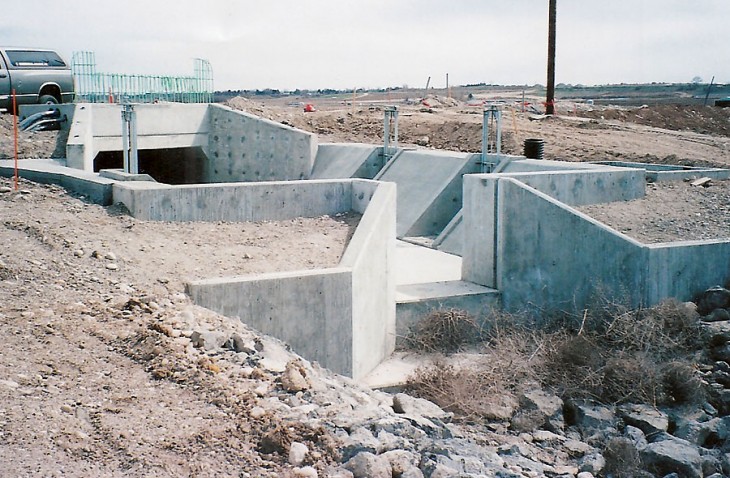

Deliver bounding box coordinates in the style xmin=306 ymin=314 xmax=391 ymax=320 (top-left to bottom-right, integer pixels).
xmin=38 ymin=95 xmax=59 ymax=105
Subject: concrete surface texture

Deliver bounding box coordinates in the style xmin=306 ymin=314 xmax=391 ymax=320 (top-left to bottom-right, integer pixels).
xmin=66 ymin=103 xmax=210 ymax=171
xmin=112 ymin=179 xmax=353 ymax=222
xmin=185 ymin=179 xmax=396 ymax=380
xmin=0 ymin=159 xmax=114 ymax=204
xmin=63 ymin=103 xmax=318 ymax=185
xmin=374 ymin=149 xmax=481 ymax=238
xmin=310 ymin=143 xmax=383 ymax=180
xmin=206 ymin=104 xmax=316 ymax=183
xmin=463 ymin=175 xmax=730 ymax=314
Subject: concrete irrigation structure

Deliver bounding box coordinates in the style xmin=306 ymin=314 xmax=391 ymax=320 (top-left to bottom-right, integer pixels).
xmin=3 ymin=102 xmax=730 ymax=380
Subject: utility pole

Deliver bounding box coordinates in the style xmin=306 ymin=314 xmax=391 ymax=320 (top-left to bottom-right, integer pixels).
xmin=546 ymin=0 xmax=557 ymax=115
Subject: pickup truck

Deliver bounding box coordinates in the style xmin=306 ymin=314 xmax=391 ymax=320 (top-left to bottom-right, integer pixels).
xmin=0 ymin=47 xmax=75 ymax=112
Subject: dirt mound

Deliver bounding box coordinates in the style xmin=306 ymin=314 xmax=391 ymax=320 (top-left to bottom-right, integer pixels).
xmin=0 ymin=114 xmax=65 ymax=159
xmin=580 ymin=104 xmax=730 ymax=136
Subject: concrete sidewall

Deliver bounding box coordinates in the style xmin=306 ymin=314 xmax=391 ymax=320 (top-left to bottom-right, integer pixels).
xmin=463 ymin=175 xmax=730 ymax=314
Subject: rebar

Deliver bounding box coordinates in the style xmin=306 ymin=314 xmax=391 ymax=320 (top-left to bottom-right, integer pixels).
xmin=71 ymin=51 xmax=214 ymax=104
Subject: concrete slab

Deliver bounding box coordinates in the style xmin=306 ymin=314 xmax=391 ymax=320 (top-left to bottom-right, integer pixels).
xmin=0 ymin=159 xmax=114 ymax=204
xmin=311 ymin=143 xmax=383 ymax=179
xmin=360 ymin=351 xmax=426 ymax=390
xmin=395 ymin=240 xmax=461 ymax=286
xmin=374 ymin=149 xmax=480 ymax=237
xmin=396 ymin=280 xmax=497 ymax=303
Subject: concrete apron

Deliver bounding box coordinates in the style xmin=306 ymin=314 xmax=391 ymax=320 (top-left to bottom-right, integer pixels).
xmin=362 ymin=241 xmax=501 ymax=389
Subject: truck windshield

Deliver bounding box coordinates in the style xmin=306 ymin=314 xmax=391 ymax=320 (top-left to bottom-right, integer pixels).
xmin=5 ymin=50 xmax=66 ymax=67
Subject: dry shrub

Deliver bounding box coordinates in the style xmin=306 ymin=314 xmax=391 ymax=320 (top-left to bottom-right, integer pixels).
xmin=406 ymin=315 xmax=545 ymax=421
xmin=405 ymin=363 xmax=511 ymax=421
xmin=406 ymin=299 xmax=708 ymax=421
xmin=543 ymin=298 xmax=707 ymax=405
xmin=404 ymin=309 xmax=483 ymax=353
xmin=603 ymin=437 xmax=642 ymax=478
xmin=601 ymin=353 xmax=662 ymax=404
xmin=581 ymin=297 xmax=704 ymax=359
xmin=662 ymin=361 xmax=705 ymax=405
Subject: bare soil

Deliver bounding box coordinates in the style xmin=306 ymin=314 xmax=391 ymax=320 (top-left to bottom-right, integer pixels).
xmin=578 ymin=179 xmax=730 ymax=243
xmin=225 ymin=95 xmax=730 ymax=169
xmin=0 ymin=176 xmax=356 ymax=477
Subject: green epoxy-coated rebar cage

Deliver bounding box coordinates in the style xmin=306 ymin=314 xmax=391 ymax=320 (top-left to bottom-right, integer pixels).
xmin=71 ymin=51 xmax=213 ymax=104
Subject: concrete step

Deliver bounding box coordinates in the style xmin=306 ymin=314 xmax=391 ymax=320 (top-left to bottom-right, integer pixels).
xmin=396 ymin=280 xmax=501 ymax=346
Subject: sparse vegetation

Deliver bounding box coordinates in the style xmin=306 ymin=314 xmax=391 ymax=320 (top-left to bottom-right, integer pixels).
xmin=401 ymin=308 xmax=484 ymax=354
xmin=404 ymin=298 xmax=708 ymax=422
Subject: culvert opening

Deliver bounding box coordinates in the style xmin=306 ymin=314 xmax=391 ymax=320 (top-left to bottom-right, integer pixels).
xmin=93 ymin=147 xmax=209 ymax=184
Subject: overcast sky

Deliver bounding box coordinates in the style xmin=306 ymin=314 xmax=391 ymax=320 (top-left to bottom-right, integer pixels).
xmin=3 ymin=1 xmax=729 ymax=91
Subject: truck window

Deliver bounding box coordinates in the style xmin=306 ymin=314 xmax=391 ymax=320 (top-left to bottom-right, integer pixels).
xmin=5 ymin=50 xmax=66 ymax=68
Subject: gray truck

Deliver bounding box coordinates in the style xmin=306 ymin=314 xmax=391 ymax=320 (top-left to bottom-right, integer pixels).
xmin=0 ymin=47 xmax=75 ymax=112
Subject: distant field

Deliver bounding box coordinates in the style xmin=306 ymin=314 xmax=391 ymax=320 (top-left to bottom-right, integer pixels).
xmin=216 ymin=82 xmax=730 ymax=107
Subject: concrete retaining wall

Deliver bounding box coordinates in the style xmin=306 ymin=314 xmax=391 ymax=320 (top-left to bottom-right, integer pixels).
xmin=491 ymin=168 xmax=646 ymax=206
xmin=180 ymin=179 xmax=395 ymax=379
xmin=113 ymin=179 xmax=352 ymax=222
xmin=342 ymin=180 xmax=396 ymax=379
xmin=187 ymin=269 xmax=355 ymax=376
xmin=593 ymin=161 xmax=730 ymax=181
xmin=463 ymin=176 xmax=730 ymax=314
xmin=206 ymin=105 xmax=316 ymax=183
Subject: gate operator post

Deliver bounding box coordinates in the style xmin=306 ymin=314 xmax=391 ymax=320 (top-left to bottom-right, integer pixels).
xmin=121 ymin=102 xmax=139 ymax=174
xmin=383 ymin=106 xmax=399 ymax=162
xmin=481 ymin=104 xmax=502 ymax=173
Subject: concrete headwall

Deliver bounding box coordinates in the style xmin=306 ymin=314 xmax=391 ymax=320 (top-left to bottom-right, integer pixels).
xmin=66 ymin=103 xmax=210 ymax=171
xmin=177 ymin=179 xmax=395 ymax=379
xmin=463 ymin=176 xmax=730 ymax=314
xmin=112 ymin=179 xmax=352 ymax=222
xmin=206 ymin=104 xmax=316 ymax=183
xmin=65 ymin=103 xmax=317 ymax=184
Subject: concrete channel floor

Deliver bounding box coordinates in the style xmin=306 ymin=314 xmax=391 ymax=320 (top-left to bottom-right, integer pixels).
xmin=363 ymin=240 xmax=498 ymax=389
xmin=395 ymin=240 xmax=461 ymax=286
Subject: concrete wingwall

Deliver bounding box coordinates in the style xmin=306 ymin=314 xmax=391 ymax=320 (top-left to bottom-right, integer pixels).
xmin=374 ymin=149 xmax=481 ymax=238
xmin=490 ymin=168 xmax=646 ymax=206
xmin=343 ymin=180 xmax=397 ymax=379
xmin=206 ymin=104 xmax=317 ymax=183
xmin=171 ymin=179 xmax=395 ymax=380
xmin=463 ymin=176 xmax=730 ymax=314
xmin=433 ymin=162 xmax=644 ymax=257
xmin=187 ymin=269 xmax=355 ymax=376
xmin=112 ymin=179 xmax=352 ymax=222
xmin=311 ymin=143 xmax=383 ymax=180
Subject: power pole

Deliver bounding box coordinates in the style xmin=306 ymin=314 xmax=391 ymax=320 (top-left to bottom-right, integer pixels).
xmin=546 ymin=0 xmax=557 ymax=115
